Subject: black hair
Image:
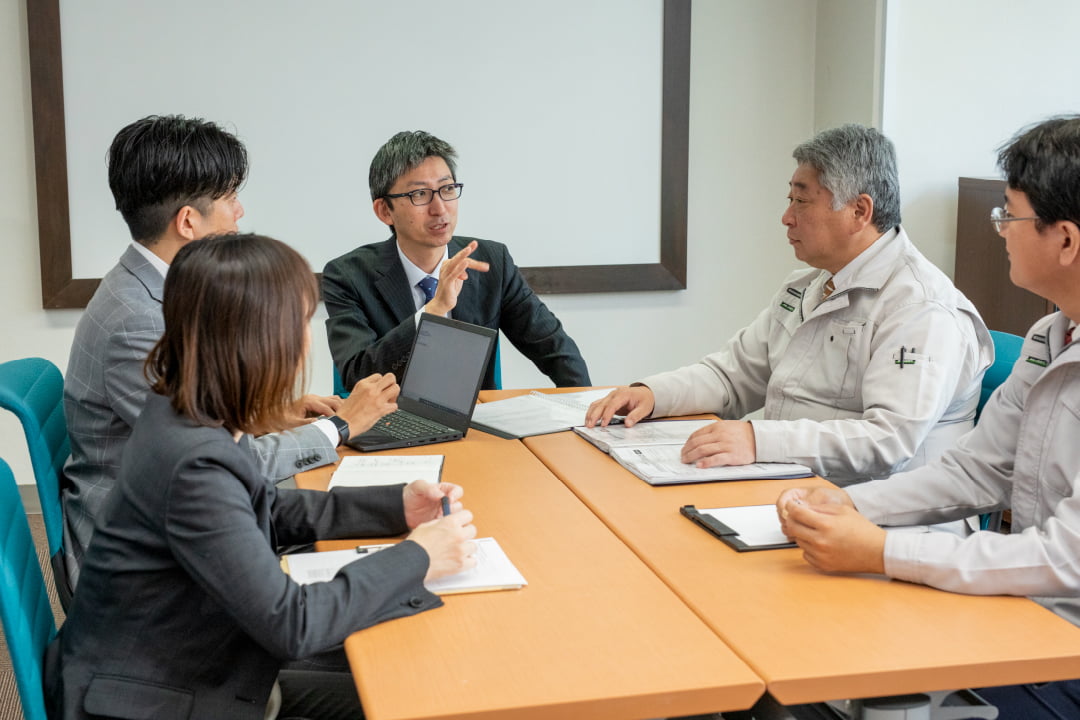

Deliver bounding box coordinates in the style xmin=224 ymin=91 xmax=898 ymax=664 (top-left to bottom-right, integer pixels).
xmin=107 ymin=115 xmax=248 ymax=243
xmin=998 ymin=115 xmax=1080 ymax=230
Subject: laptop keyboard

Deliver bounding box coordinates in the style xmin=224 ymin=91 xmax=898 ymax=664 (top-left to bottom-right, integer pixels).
xmin=375 ymin=411 xmax=455 ymax=439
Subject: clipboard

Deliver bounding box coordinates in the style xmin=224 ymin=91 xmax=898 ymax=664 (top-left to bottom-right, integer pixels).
xmin=680 ymin=504 xmax=797 ymax=552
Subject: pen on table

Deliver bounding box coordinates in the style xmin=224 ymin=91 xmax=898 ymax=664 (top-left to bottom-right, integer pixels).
xmin=441 ymin=495 xmax=451 ymax=517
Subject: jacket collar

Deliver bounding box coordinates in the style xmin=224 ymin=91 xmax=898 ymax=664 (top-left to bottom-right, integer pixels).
xmin=118 ymin=243 xmax=166 ymax=304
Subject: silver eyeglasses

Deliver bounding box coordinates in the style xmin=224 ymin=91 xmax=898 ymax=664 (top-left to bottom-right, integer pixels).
xmin=384 ymin=183 xmax=464 ymax=206
xmin=990 ymin=206 xmax=1039 ymax=233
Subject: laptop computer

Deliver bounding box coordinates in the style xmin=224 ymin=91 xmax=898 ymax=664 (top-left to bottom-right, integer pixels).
xmin=345 ymin=313 xmax=497 ymax=452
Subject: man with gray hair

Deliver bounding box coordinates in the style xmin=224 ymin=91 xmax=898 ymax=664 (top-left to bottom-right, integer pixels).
xmin=587 ymin=124 xmax=993 ymax=485
xmin=323 ymin=130 xmax=589 ymax=390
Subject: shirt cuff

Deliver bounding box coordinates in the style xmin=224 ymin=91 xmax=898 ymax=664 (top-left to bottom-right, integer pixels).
xmin=749 ymin=420 xmax=785 ymax=462
xmin=311 ymin=418 xmax=340 ymax=447
xmin=882 ymin=529 xmax=926 ymax=584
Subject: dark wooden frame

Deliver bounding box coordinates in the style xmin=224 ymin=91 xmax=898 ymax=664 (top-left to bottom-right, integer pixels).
xmin=27 ymin=0 xmax=690 ymax=308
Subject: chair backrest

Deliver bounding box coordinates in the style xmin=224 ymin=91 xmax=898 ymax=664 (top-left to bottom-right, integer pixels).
xmin=0 ymin=358 xmax=68 ymax=558
xmin=976 ymin=330 xmax=1025 ymax=421
xmin=0 ymin=457 xmax=58 ymax=720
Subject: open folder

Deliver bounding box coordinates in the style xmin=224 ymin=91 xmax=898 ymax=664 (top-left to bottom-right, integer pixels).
xmin=680 ymin=504 xmax=797 ymax=552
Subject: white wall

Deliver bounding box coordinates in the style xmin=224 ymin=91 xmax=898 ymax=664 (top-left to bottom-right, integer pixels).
xmin=814 ymin=0 xmax=884 ymax=131
xmin=0 ymin=0 xmax=816 ymax=487
xmin=882 ymin=0 xmax=1080 ymax=275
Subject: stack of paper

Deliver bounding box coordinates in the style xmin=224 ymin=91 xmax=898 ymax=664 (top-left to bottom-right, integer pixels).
xmin=574 ymin=420 xmax=813 ymax=486
xmin=471 ymin=388 xmax=620 ymax=439
xmin=328 ymin=455 xmax=444 ymax=490
xmin=612 ymin=445 xmax=814 ymax=485
xmin=282 ymin=537 xmax=527 ymax=595
xmin=573 ymin=419 xmax=713 ymax=453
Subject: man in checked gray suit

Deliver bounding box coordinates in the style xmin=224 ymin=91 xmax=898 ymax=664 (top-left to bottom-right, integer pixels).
xmin=62 ymin=115 xmax=389 ymax=592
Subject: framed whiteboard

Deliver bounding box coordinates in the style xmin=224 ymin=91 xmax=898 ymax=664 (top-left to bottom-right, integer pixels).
xmin=27 ymin=0 xmax=689 ymax=308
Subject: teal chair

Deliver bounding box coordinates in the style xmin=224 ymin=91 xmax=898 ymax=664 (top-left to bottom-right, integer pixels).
xmin=332 ymin=341 xmax=503 ymax=397
xmin=976 ymin=330 xmax=1025 ymax=422
xmin=0 ymin=358 xmax=73 ymax=608
xmin=0 ymin=457 xmax=58 ymax=720
xmin=977 ymin=331 xmax=1024 ymax=531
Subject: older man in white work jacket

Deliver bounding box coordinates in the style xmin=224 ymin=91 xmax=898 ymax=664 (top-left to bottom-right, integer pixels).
xmin=587 ymin=124 xmax=993 ymax=486
xmin=776 ymin=114 xmax=1080 ymax=720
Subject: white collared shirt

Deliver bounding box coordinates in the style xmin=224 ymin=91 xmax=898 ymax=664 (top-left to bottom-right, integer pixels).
xmin=130 ymin=241 xmax=170 ymax=278
xmin=396 ymin=241 xmax=450 ymax=321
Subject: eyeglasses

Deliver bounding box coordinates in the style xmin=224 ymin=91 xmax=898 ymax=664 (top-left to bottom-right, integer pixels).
xmin=383 ymin=183 xmax=464 ymax=207
xmin=990 ymin=206 xmax=1039 ymax=233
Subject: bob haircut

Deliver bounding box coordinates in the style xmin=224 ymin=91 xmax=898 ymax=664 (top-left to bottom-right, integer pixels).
xmin=146 ymin=233 xmax=319 ymax=435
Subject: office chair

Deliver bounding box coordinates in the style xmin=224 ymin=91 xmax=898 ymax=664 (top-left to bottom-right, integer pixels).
xmin=0 ymin=457 xmax=58 ymax=720
xmin=332 ymin=340 xmax=503 ymax=397
xmin=0 ymin=357 xmax=73 ymax=608
xmin=976 ymin=330 xmax=1024 ymax=422
xmin=975 ymin=331 xmax=1023 ymax=532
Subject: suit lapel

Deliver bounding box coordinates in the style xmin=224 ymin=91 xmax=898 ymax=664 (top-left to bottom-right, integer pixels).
xmin=374 ymin=238 xmax=420 ymax=323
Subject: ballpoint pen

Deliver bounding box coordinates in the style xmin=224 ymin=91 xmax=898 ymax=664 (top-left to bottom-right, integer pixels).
xmin=441 ymin=495 xmax=451 ymax=517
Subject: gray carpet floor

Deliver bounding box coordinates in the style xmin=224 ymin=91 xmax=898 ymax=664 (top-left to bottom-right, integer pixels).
xmin=0 ymin=514 xmax=65 ymax=720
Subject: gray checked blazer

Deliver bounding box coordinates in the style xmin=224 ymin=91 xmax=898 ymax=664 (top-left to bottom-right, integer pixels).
xmin=62 ymin=245 xmax=337 ymax=588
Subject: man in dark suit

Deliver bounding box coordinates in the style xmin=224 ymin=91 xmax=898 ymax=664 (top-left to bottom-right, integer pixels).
xmin=323 ymin=130 xmax=591 ymax=390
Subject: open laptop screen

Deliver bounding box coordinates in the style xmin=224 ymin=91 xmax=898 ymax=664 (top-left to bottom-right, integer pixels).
xmin=400 ymin=315 xmax=495 ymax=415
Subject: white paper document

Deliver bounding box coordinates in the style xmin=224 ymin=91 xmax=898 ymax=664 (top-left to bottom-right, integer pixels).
xmin=573 ymin=419 xmax=714 ymax=453
xmin=697 ymin=505 xmax=792 ymax=547
xmin=328 ymin=455 xmax=444 ymax=490
xmin=610 ymin=445 xmax=814 ymax=485
xmin=283 ymin=537 xmax=527 ymax=595
xmin=471 ymin=389 xmax=620 ymax=439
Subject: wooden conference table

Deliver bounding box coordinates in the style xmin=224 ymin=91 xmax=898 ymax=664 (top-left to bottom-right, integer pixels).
xmin=296 ymin=426 xmax=763 ymax=720
xmin=479 ymin=389 xmax=1080 ymax=705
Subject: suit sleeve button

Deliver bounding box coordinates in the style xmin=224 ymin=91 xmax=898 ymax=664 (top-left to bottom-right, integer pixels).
xmin=408 ymin=597 xmax=424 ymax=608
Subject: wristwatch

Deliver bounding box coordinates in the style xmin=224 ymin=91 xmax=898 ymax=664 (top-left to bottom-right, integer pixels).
xmin=327 ymin=415 xmax=350 ymax=446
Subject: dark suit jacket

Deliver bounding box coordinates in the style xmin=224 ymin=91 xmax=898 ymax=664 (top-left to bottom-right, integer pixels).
xmin=322 ymin=236 xmax=590 ymax=390
xmin=46 ymin=393 xmax=440 ymax=720
xmin=63 ymin=245 xmax=337 ymax=589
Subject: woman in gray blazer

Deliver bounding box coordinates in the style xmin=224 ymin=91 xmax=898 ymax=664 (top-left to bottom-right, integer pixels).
xmin=46 ymin=234 xmax=478 ymax=720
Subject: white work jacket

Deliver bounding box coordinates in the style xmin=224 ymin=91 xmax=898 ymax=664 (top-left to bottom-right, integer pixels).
xmin=642 ymin=227 xmax=993 ymax=484
xmin=849 ymin=312 xmax=1080 ymax=626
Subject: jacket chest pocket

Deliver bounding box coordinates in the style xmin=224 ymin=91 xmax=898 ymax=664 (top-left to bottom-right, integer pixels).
xmin=1037 ymin=387 xmax=1080 ymax=500
xmin=819 ymin=320 xmax=866 ymax=400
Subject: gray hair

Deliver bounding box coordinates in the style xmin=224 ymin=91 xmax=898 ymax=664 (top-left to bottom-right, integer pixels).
xmin=792 ymin=124 xmax=901 ymax=231
xmin=368 ymin=131 xmax=458 ymax=201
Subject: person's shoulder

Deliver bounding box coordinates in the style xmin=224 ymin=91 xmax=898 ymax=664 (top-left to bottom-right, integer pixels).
xmin=324 ymin=237 xmax=395 ymax=273
xmin=81 ymin=261 xmax=161 ymax=334
xmin=132 ymin=395 xmax=250 ymax=474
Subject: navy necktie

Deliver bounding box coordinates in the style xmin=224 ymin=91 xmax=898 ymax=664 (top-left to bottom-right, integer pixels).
xmin=417 ymin=276 xmax=439 ymax=303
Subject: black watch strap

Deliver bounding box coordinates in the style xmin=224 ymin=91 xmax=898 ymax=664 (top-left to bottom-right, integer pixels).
xmin=327 ymin=415 xmax=350 ymax=445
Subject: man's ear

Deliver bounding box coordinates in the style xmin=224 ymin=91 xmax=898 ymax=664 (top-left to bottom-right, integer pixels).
xmin=849 ymin=193 xmax=875 ymax=232
xmin=1059 ymin=220 xmax=1080 ymax=267
xmin=373 ymin=198 xmax=394 ymax=227
xmin=173 ymin=205 xmax=200 ymax=241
